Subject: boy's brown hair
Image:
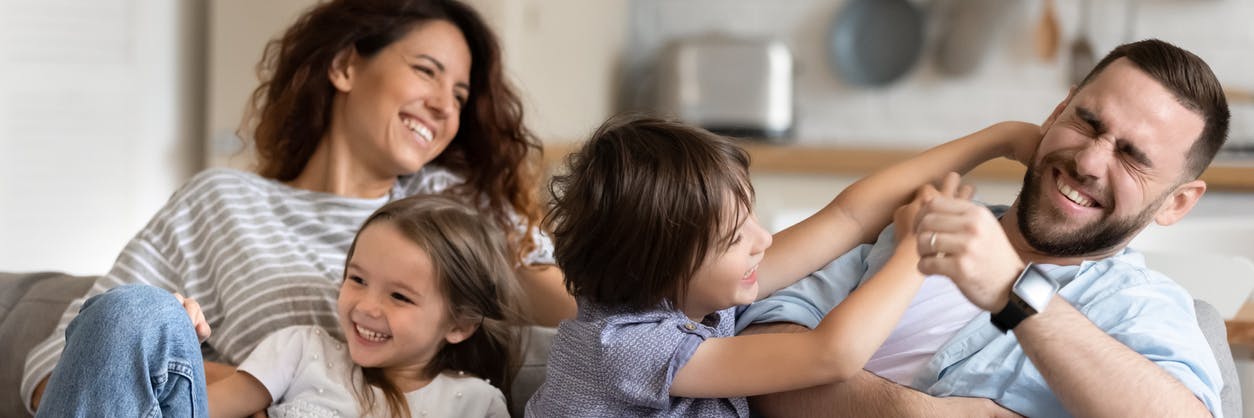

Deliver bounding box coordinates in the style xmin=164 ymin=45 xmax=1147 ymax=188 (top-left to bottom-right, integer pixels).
xmin=546 ymin=115 xmax=754 ymax=312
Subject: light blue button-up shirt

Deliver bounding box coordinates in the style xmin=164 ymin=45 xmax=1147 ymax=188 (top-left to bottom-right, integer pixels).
xmin=737 ymin=207 xmax=1224 ymax=417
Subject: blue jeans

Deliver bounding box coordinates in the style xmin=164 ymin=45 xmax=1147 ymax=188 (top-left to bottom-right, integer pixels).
xmin=36 ymin=284 xmax=208 ymax=417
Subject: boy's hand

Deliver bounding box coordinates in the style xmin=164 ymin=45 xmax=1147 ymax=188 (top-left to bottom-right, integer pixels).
xmin=894 ymin=173 xmax=972 ymax=246
xmin=174 ymin=293 xmax=211 ymax=343
xmin=891 ymin=186 xmax=934 ymax=246
xmin=992 ymin=121 xmax=1043 ymax=166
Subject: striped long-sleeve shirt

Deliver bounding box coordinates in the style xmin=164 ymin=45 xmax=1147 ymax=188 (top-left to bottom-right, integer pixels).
xmin=21 ymin=167 xmax=553 ymax=412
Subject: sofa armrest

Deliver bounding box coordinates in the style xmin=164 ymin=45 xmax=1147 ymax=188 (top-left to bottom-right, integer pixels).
xmin=0 ymin=272 xmax=96 ymax=418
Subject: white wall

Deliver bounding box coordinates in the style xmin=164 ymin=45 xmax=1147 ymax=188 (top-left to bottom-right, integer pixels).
xmin=0 ymin=0 xmax=205 ymax=275
xmin=466 ymin=0 xmax=629 ymax=143
xmin=205 ymin=0 xmax=318 ymax=170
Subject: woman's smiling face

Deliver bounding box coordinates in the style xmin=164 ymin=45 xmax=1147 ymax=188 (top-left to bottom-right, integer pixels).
xmin=330 ymin=19 xmax=472 ymax=178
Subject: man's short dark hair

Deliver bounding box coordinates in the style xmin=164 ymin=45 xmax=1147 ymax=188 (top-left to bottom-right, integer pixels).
xmin=1078 ymin=39 xmax=1229 ymax=179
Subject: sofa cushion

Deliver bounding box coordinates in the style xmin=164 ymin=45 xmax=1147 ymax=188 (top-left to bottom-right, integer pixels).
xmin=0 ymin=272 xmax=557 ymax=416
xmin=0 ymin=272 xmax=95 ymax=418
xmin=514 ymin=325 xmax=556 ymax=412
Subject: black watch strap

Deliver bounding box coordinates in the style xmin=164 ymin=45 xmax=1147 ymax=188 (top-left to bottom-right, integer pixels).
xmin=990 ymin=294 xmax=1036 ymax=333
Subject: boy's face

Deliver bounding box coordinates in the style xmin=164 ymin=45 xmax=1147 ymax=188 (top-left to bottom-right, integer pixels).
xmin=682 ymin=208 xmax=772 ymax=320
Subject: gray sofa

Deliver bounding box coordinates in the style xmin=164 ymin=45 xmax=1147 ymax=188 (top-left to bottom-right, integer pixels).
xmin=0 ymin=272 xmax=556 ymax=417
xmin=1 ymin=273 xmax=1243 ymax=417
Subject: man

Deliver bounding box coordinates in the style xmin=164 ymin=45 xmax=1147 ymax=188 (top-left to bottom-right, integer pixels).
xmin=740 ymin=39 xmax=1230 ymax=417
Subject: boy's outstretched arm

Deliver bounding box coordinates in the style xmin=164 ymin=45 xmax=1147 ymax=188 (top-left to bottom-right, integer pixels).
xmin=741 ymin=323 xmax=1022 ymax=418
xmin=756 ymin=121 xmax=1040 ymax=295
xmin=672 ymin=179 xmax=970 ymax=398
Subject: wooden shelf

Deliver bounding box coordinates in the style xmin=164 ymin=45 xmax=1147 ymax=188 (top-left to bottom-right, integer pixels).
xmin=544 ymin=142 xmax=1254 ymax=191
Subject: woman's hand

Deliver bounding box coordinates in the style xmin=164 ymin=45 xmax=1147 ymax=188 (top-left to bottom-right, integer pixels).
xmin=174 ymin=293 xmax=211 ymax=343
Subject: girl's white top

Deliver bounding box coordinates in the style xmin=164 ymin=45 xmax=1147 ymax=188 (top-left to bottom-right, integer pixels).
xmin=240 ymin=325 xmax=509 ymax=418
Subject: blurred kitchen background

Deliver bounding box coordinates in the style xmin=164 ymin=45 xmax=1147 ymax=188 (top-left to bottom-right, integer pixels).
xmin=3 ymin=1 xmax=1254 ymax=404
xmin=5 ymin=0 xmax=1252 ymax=270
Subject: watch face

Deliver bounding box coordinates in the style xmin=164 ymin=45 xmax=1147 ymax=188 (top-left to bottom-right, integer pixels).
xmin=1016 ymin=266 xmax=1058 ymax=312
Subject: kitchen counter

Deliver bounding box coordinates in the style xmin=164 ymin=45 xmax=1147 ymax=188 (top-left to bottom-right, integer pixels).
xmin=544 ymin=142 xmax=1254 ymax=191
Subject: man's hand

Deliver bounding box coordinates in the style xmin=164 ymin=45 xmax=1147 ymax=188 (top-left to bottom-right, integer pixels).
xmin=913 ymin=194 xmax=1025 ymax=312
xmin=174 ymin=293 xmax=211 ymax=342
xmin=893 ymin=173 xmax=973 ymax=247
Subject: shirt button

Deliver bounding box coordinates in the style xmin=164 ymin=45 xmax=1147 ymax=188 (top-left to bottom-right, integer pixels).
xmin=334 ymin=343 xmax=343 ymax=351
xmin=312 ymin=354 xmax=320 ymax=360
xmin=683 ymin=322 xmax=697 ymax=331
xmin=314 ymin=329 xmax=322 ymax=335
xmin=456 ymin=392 xmax=463 ymax=398
xmin=317 ymin=387 xmax=325 ymax=394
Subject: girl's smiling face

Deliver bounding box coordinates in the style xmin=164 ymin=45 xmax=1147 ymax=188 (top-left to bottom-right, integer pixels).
xmin=337 ymin=221 xmax=474 ymax=382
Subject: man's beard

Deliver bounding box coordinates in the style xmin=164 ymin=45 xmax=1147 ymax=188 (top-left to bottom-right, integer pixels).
xmin=1016 ymin=157 xmax=1163 ymax=257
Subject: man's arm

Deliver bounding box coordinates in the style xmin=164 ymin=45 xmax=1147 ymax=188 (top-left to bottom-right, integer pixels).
xmin=914 ymin=197 xmax=1214 ymax=417
xmin=740 ymin=322 xmax=1020 ymax=417
xmin=1011 ymin=297 xmax=1211 ymax=417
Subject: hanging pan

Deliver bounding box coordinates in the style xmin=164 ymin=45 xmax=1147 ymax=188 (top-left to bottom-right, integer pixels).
xmin=826 ymin=0 xmax=925 ymax=87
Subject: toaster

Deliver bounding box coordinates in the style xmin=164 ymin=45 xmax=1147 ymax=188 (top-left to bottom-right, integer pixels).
xmin=655 ymin=35 xmax=794 ymax=141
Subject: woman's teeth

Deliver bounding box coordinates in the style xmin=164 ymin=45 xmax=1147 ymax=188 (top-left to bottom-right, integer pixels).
xmin=1056 ymin=179 xmax=1095 ymax=207
xmin=402 ymin=117 xmax=433 ymax=143
xmin=355 ymin=324 xmax=391 ymax=342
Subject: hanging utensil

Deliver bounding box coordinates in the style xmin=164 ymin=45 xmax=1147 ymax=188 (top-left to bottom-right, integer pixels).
xmin=934 ymin=0 xmax=1017 ymax=77
xmin=825 ymin=0 xmax=925 ymax=87
xmin=1069 ymin=0 xmax=1096 ymax=86
xmin=1034 ymin=0 xmax=1060 ymax=62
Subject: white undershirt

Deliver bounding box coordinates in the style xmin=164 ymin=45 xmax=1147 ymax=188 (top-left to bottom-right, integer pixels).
xmin=864 ymin=274 xmax=983 ymax=385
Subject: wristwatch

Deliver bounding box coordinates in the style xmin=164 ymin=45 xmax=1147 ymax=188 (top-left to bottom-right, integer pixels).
xmin=990 ymin=263 xmax=1059 ymax=333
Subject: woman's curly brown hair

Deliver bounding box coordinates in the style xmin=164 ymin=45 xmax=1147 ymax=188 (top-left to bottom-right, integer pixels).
xmin=243 ymin=0 xmax=544 ymax=262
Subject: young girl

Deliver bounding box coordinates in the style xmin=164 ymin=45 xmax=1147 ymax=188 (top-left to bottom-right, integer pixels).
xmin=526 ymin=115 xmax=1036 ymax=416
xmin=198 ymin=194 xmax=521 ymax=417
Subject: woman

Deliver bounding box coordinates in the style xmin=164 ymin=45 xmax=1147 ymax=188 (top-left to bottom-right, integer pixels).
xmin=22 ymin=0 xmax=573 ymax=414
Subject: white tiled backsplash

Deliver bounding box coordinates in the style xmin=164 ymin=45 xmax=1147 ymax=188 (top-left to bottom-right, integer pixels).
xmin=623 ymin=0 xmax=1254 ymax=148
